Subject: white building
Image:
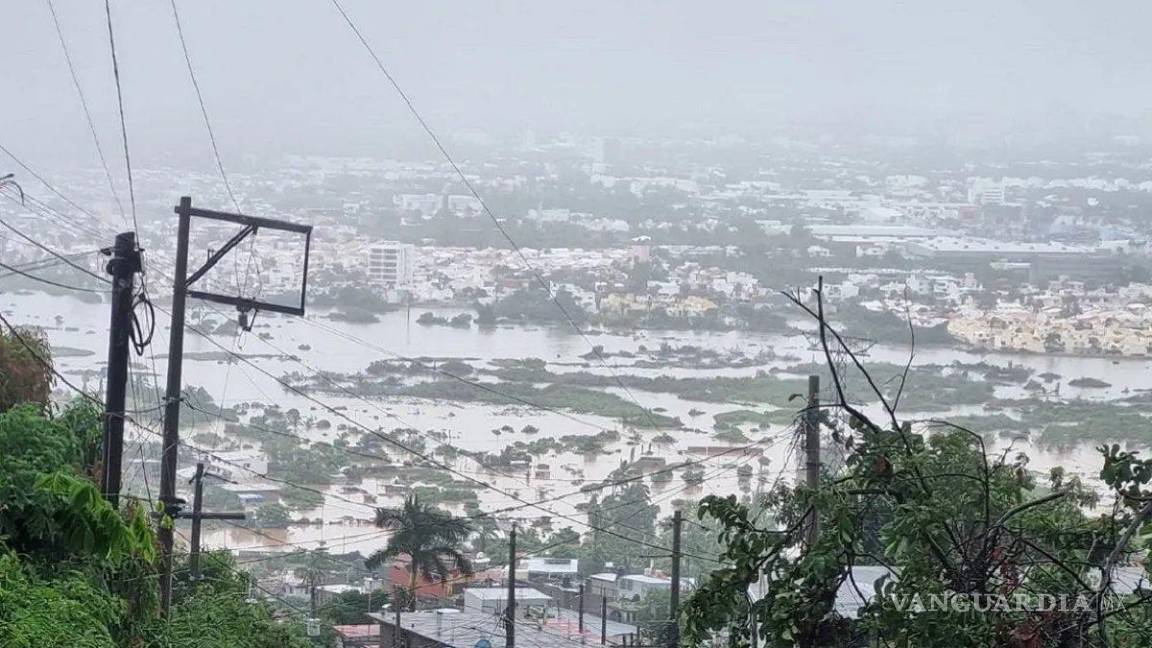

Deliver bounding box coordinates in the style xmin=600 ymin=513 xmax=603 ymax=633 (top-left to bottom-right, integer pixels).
xmin=616 ymin=575 xmax=687 ymax=602
xmin=394 ymin=193 xmax=443 ymax=218
xmin=190 ymin=448 xmax=268 ymax=482
xmin=368 ymin=242 xmax=414 ymax=289
xmin=521 ymin=557 xmax=579 ymax=582
xmin=968 ymin=179 xmax=1006 ymax=206
xmin=462 ymin=587 xmax=551 ymax=618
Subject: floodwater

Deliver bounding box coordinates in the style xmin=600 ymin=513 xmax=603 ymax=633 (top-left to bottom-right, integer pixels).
xmin=3 ymin=291 xmax=1148 ymax=555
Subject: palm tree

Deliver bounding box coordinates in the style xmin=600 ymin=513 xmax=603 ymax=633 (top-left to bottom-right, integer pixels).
xmin=365 ymin=495 xmax=474 ymax=610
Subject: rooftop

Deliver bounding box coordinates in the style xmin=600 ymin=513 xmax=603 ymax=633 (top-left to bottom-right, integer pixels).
xmin=522 ymin=557 xmax=579 ymax=575
xmin=464 ymin=587 xmax=549 ymax=601
xmin=368 ymin=610 xmax=635 ymax=648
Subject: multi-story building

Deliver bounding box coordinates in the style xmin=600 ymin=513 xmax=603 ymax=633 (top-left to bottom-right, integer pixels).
xmin=368 ymin=242 xmax=414 ymax=289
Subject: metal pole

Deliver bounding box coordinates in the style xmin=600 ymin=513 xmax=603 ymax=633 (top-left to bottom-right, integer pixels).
xmin=601 ymin=597 xmax=607 ymax=645
xmin=578 ymin=583 xmax=585 ymax=633
xmin=189 ymin=463 xmax=205 ymax=580
xmin=506 ymin=524 xmax=516 ymax=648
xmin=805 ymin=374 xmax=821 ymax=547
xmin=159 ymin=196 xmax=192 ymax=614
xmin=669 ymin=510 xmax=682 ymax=648
xmin=100 ymin=231 xmax=138 ymax=508
xmin=394 ymin=605 xmax=401 ymax=648
xmin=310 ymin=550 xmax=319 ymax=617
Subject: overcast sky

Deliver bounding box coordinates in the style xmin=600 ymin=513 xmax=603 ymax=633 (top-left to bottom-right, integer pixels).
xmin=3 ymin=0 xmax=1151 ymax=169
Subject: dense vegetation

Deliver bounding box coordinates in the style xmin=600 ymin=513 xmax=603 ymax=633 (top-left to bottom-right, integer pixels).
xmin=0 ymin=330 xmax=311 ymax=647
xmin=681 ymin=295 xmax=1152 ymax=648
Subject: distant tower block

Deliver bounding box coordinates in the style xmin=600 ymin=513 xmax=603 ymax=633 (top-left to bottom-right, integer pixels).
xmin=367 ymin=241 xmax=414 ymax=289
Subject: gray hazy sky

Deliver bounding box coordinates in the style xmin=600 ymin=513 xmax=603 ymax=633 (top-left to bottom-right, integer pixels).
xmin=3 ymin=0 xmax=1152 ymax=167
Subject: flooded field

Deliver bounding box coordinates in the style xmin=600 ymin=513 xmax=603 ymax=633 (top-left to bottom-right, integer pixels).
xmin=4 ymin=291 xmax=1147 ymax=554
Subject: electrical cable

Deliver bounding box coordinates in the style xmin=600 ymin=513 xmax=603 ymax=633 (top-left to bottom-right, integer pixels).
xmin=102 ymin=0 xmax=139 ymax=234
xmin=44 ymin=0 xmax=127 ymax=226
xmin=0 ymin=259 xmax=107 ymax=293
xmin=327 ymin=0 xmax=665 ymax=432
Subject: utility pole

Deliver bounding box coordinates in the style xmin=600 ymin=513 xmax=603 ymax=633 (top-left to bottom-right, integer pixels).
xmin=310 ymin=564 xmax=318 ymax=619
xmin=100 ymin=231 xmax=140 ymax=508
xmin=180 ymin=462 xmax=245 ymax=580
xmin=394 ymin=605 xmax=401 ymax=648
xmin=578 ymin=583 xmax=585 ymax=634
xmin=669 ymin=510 xmax=682 ymax=648
xmin=804 ymin=375 xmax=821 ymax=548
xmin=506 ymin=524 xmax=516 ymax=648
xmin=600 ymin=597 xmax=607 ymax=645
xmin=158 ymin=196 xmax=313 ymax=614
xmin=158 ymin=199 xmax=191 ymax=613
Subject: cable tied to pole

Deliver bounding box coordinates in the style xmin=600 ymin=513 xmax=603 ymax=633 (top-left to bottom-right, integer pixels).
xmin=130 ymin=290 xmax=155 ymax=356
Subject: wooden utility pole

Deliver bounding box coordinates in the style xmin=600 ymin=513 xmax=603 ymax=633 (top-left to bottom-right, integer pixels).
xmin=669 ymin=510 xmax=682 ymax=648
xmin=100 ymin=231 xmax=140 ymax=508
xmin=804 ymin=374 xmax=821 ymax=547
xmin=180 ymin=462 xmax=245 ymax=580
xmin=158 ymin=196 xmax=313 ymax=613
xmin=506 ymin=524 xmax=517 ymax=648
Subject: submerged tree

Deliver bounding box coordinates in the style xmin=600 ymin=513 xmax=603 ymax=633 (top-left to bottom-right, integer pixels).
xmin=365 ymin=494 xmax=474 ymax=610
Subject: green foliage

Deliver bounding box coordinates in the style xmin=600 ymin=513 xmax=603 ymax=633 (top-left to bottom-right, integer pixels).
xmin=317 ymin=590 xmax=385 ymax=625
xmin=31 ymin=472 xmax=156 ymax=562
xmin=491 ymin=288 xmax=589 ymax=324
xmin=366 ymin=495 xmax=474 ymax=610
xmin=252 ymin=502 xmax=292 ymax=528
xmin=683 ymin=415 xmax=1152 ymax=648
xmin=580 ymin=482 xmax=657 ymax=573
xmin=141 ymin=590 xmax=311 ymax=648
xmin=264 ymin=434 xmax=345 ymax=485
xmin=631 ymin=589 xmax=675 ymax=644
xmin=0 ymin=398 xmax=311 ymax=647
xmin=0 ymin=402 xmax=143 ymax=559
xmin=280 ymin=485 xmax=324 ymax=511
xmin=0 ymin=552 xmax=122 ymax=648
xmin=0 ymin=326 xmax=53 ymax=411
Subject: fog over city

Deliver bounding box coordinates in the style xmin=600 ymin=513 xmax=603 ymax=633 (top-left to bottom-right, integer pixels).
xmin=4 ymin=2 xmax=1152 ymax=647
xmin=5 ymin=0 xmax=1152 ymax=163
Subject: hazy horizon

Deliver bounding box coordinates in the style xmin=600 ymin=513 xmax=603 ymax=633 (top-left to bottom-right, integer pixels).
xmin=4 ymin=0 xmax=1152 ymax=170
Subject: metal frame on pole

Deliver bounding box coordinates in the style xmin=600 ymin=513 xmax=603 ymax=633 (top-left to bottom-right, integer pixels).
xmin=158 ymin=196 xmax=313 ymax=613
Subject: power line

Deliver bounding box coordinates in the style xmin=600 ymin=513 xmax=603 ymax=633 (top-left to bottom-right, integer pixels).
xmin=0 ymin=178 xmax=110 ymax=242
xmin=153 ymin=303 xmax=721 ymax=559
xmin=167 ymin=2 xmax=263 ymax=300
xmin=2 ymin=298 xmax=732 ymax=568
xmin=3 ymin=226 xmax=752 ymax=567
xmin=326 ymin=0 xmax=664 ymax=432
xmin=1 ymin=210 xmax=653 ymax=529
xmin=0 ymin=259 xmax=107 ymax=293
xmin=0 ymin=141 xmax=109 ymax=227
xmin=102 ymin=0 xmax=138 ymax=234
xmin=168 ymin=0 xmax=241 ymax=214
xmin=0 ymin=250 xmax=101 ymax=280
xmin=5 ymin=208 xmax=747 ymax=564
xmin=44 ymin=0 xmax=127 ymax=226
xmin=0 ymin=200 xmax=110 ymax=284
